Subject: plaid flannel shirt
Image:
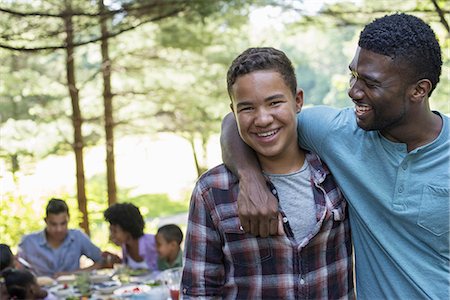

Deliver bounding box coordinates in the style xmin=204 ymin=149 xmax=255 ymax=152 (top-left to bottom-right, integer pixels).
xmin=181 ymin=152 xmax=354 ymax=299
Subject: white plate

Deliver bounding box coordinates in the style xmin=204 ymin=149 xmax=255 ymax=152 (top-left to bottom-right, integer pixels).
xmin=48 ymin=284 xmax=80 ymax=298
xmin=113 ymin=284 xmax=150 ymax=296
xmin=94 ymin=281 xmax=121 ymax=294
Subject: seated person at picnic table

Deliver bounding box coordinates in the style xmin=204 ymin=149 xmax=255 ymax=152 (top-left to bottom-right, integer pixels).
xmin=156 ymin=224 xmax=183 ymax=270
xmin=0 ymin=244 xmax=15 ymax=271
xmin=104 ymin=203 xmax=158 ymax=271
xmin=17 ymin=198 xmax=105 ymax=277
xmin=1 ymin=268 xmax=48 ymax=300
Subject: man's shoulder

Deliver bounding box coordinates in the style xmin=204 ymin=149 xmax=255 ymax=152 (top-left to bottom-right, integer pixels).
xmin=196 ymin=164 xmax=238 ymax=191
xmin=299 ymin=106 xmax=357 ymax=138
xmin=67 ymin=229 xmax=91 ymax=241
xmin=20 ymin=230 xmax=44 ymax=244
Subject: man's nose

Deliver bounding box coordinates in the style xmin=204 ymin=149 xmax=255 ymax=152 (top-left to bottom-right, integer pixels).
xmin=348 ymin=79 xmax=364 ymax=101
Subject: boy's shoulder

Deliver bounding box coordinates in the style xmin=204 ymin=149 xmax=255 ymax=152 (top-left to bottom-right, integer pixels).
xmin=196 ymin=164 xmax=238 ymax=191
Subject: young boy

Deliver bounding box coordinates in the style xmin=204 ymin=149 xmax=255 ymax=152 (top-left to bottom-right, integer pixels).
xmin=155 ymin=224 xmax=183 ymax=270
xmin=181 ymin=47 xmax=354 ymax=299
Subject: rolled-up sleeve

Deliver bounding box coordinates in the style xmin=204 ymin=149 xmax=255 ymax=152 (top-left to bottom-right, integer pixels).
xmin=78 ymin=230 xmax=102 ymax=262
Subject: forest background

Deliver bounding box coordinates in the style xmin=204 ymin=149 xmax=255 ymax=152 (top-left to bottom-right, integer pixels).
xmin=1 ymin=0 xmax=449 ymax=254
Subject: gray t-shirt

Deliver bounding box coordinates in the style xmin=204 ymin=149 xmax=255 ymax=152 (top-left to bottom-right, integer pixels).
xmin=265 ymin=160 xmax=316 ymax=242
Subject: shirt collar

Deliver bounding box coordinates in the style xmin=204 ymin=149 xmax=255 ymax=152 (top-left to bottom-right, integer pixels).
xmin=39 ymin=229 xmax=73 ymax=247
xmin=305 ymin=151 xmax=330 ymax=185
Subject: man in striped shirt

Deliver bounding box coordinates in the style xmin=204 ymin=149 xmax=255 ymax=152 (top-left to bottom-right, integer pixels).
xmin=181 ymin=47 xmax=354 ymax=299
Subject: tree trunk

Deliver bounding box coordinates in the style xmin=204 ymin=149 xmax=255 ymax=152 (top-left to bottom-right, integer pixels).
xmin=64 ymin=2 xmax=90 ymax=236
xmin=99 ymin=0 xmax=117 ymax=206
xmin=189 ymin=136 xmax=202 ymax=177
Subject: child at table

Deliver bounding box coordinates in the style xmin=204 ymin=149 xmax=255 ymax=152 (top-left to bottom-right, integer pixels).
xmin=156 ymin=224 xmax=183 ymax=270
xmin=1 ymin=268 xmax=48 ymax=299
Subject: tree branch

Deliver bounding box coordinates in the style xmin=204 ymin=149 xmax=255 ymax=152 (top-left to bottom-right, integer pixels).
xmin=430 ymin=0 xmax=450 ymax=34
xmin=0 ymin=8 xmax=184 ymax=52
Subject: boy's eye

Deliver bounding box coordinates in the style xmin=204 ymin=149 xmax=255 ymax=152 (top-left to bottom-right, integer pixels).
xmin=238 ymin=106 xmax=253 ymax=112
xmin=270 ymin=101 xmax=283 ymax=106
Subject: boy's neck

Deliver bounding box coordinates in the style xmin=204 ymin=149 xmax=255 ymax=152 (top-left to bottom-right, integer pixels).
xmin=166 ymin=248 xmax=180 ymax=265
xmin=259 ymin=146 xmax=306 ymax=175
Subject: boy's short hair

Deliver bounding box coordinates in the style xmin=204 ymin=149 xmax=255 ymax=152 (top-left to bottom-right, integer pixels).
xmin=157 ymin=224 xmax=183 ymax=245
xmin=226 ymin=47 xmax=297 ymax=101
xmin=46 ymin=198 xmax=69 ymax=217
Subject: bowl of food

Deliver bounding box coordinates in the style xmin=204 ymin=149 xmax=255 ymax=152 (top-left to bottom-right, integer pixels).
xmin=56 ymin=274 xmax=76 ymax=285
xmin=90 ymin=273 xmax=111 ymax=283
xmin=94 ymin=281 xmax=120 ymax=294
xmin=36 ymin=276 xmax=56 ymax=287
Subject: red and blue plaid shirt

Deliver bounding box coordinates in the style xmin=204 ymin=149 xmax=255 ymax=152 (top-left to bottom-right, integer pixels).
xmin=181 ymin=152 xmax=354 ymax=299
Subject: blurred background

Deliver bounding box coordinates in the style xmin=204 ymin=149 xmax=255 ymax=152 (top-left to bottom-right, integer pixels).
xmin=1 ymin=0 xmax=449 ymax=253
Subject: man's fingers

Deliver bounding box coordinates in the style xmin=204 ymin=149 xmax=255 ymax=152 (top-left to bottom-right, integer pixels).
xmin=269 ymin=217 xmax=278 ymax=236
xmin=250 ymin=219 xmax=260 ymax=236
xmin=259 ymin=219 xmax=270 ymax=238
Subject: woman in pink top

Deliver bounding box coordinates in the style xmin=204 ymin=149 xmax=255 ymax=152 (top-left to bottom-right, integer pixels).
xmin=104 ymin=203 xmax=158 ymax=270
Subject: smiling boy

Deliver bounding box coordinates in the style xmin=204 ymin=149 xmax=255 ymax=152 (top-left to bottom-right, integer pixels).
xmin=181 ymin=47 xmax=354 ymax=299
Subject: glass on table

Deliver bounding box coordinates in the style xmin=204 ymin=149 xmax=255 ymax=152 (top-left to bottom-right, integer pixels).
xmin=113 ymin=263 xmax=130 ymax=284
xmin=162 ymin=267 xmax=182 ymax=300
xmin=75 ymin=271 xmax=91 ymax=296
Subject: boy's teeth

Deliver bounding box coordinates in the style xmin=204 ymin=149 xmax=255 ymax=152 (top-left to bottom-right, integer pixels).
xmin=258 ymin=130 xmax=277 ymax=137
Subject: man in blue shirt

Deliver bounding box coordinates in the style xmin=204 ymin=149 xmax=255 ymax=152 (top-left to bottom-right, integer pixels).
xmin=18 ymin=198 xmax=104 ymax=277
xmin=221 ymin=13 xmax=449 ymax=299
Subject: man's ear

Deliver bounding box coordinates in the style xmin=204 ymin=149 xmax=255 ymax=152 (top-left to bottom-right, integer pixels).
xmin=411 ymin=79 xmax=432 ymax=103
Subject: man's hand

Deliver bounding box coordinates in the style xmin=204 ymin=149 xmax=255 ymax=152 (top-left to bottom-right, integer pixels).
xmin=238 ymin=172 xmax=284 ymax=237
xmin=101 ymin=251 xmax=122 ymax=268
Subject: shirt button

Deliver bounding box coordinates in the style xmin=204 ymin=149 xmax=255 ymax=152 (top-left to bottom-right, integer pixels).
xmin=282 ymin=217 xmax=288 ymax=223
xmin=183 ymin=288 xmax=187 ymax=294
xmin=398 ymin=185 xmax=404 ymax=193
xmin=300 ymin=278 xmax=305 ymax=285
xmin=239 ymin=226 xmax=244 ymax=231
xmin=402 ymin=163 xmax=408 ymax=170
xmin=272 ymin=189 xmax=277 ymax=195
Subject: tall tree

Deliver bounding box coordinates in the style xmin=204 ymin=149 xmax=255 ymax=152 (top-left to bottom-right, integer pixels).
xmin=63 ymin=0 xmax=90 ymax=235
xmin=98 ymin=0 xmax=116 ymax=206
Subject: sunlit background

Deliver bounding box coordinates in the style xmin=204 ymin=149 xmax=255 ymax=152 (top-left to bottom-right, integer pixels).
xmin=1 ymin=0 xmax=448 ymax=253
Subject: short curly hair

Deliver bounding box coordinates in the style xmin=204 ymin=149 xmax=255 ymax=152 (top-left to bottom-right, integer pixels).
xmin=358 ymin=13 xmax=442 ymax=96
xmin=104 ymin=203 xmax=145 ymax=239
xmin=226 ymin=47 xmax=297 ymax=101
